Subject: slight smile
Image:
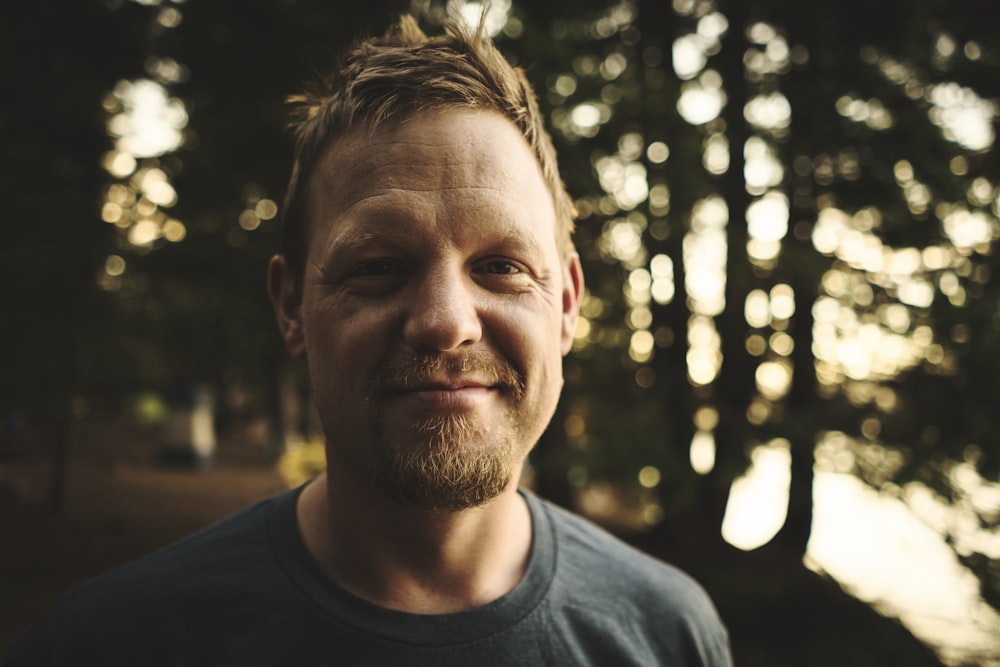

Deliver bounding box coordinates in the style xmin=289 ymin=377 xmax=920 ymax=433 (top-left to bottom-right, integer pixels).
xmin=389 ymin=383 xmax=499 ymax=410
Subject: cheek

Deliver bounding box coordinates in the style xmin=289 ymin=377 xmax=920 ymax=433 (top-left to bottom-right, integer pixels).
xmin=302 ymin=299 xmax=398 ymax=394
xmin=486 ymin=300 xmax=565 ymax=379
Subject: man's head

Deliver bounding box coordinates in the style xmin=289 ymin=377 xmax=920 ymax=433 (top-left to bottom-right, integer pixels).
xmin=280 ymin=15 xmax=577 ymax=294
xmin=269 ymin=16 xmax=583 ymax=511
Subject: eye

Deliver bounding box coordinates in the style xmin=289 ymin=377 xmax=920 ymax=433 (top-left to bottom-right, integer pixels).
xmin=339 ymin=258 xmax=407 ymax=295
xmin=349 ymin=259 xmax=403 ymax=277
xmin=477 ymin=259 xmax=523 ymax=275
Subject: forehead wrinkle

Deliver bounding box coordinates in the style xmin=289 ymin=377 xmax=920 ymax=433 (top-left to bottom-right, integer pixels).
xmin=311 ymin=110 xmax=550 ymax=205
xmin=320 ymin=199 xmax=548 ymax=264
xmin=328 ymin=130 xmax=531 ymax=188
xmin=320 ymin=176 xmax=535 ymax=231
xmin=311 ymin=167 xmax=524 ymax=223
xmin=305 ymin=109 xmax=560 ymax=262
xmin=365 ymin=162 xmax=521 ymax=195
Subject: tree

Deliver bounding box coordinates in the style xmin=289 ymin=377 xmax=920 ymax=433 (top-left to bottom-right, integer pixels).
xmin=508 ymin=0 xmax=998 ymax=662
xmin=0 ymin=0 xmax=155 ymax=506
xmin=5 ymin=0 xmax=997 ymax=663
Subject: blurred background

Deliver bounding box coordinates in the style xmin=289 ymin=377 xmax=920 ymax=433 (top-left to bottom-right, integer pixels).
xmin=2 ymin=0 xmax=999 ymax=664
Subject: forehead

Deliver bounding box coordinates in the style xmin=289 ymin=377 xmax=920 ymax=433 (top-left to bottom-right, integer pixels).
xmin=304 ymin=108 xmax=557 ymax=245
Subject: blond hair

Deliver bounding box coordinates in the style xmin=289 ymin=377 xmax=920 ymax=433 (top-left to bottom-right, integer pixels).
xmin=281 ymin=15 xmax=575 ymax=290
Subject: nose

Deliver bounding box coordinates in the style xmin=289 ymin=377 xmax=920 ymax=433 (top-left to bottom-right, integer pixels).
xmin=403 ymin=266 xmax=483 ymax=352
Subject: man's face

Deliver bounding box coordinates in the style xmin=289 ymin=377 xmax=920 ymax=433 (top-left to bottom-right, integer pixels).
xmin=270 ymin=108 xmax=582 ymax=510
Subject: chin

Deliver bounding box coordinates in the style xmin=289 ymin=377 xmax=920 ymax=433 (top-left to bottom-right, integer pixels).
xmin=372 ymin=427 xmax=517 ymax=511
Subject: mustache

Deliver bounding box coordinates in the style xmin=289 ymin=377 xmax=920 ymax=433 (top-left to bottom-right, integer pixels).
xmin=367 ymin=351 xmax=525 ymax=401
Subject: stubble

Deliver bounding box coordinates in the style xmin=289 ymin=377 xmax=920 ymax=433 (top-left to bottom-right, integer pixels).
xmin=366 ymin=351 xmax=527 ymax=511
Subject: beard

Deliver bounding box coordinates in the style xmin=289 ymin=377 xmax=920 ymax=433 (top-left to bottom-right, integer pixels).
xmin=372 ymin=413 xmax=514 ymax=511
xmin=365 ymin=351 xmax=527 ymax=511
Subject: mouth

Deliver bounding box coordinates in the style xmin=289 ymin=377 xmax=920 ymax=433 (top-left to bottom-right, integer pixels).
xmin=368 ymin=352 xmax=526 ymax=403
xmin=385 ymin=377 xmax=500 ymax=395
xmin=384 ymin=381 xmax=499 ymax=411
xmin=402 ymin=379 xmax=493 ymax=392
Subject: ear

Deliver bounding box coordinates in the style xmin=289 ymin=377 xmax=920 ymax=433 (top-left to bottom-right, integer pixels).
xmin=267 ymin=255 xmax=307 ymax=359
xmin=560 ymin=252 xmax=584 ymax=356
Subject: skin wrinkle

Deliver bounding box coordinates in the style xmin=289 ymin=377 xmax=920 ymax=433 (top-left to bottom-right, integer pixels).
xmin=281 ymin=18 xmax=577 ymax=301
xmin=305 ymin=130 xmax=529 ymax=223
xmin=306 ymin=181 xmax=558 ymax=297
xmin=294 ymin=111 xmax=569 ymax=513
xmin=264 ymin=20 xmax=586 ymax=614
xmin=310 ymin=234 xmax=556 ymax=293
xmin=265 ymin=108 xmax=584 ymax=612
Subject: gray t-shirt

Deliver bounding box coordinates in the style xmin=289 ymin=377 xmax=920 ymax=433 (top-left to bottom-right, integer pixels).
xmin=7 ymin=487 xmax=732 ymax=666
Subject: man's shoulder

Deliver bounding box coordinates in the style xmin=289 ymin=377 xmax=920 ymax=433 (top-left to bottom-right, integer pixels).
xmin=6 ymin=489 xmax=298 ymax=666
xmin=533 ymin=493 xmax=724 ymax=618
xmin=536 ymin=495 xmax=693 ymax=581
xmin=530 ymin=493 xmax=732 ymax=666
xmin=76 ymin=487 xmax=286 ymax=588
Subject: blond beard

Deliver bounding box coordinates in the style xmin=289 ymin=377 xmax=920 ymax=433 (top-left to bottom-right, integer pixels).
xmin=361 ymin=350 xmax=525 ymax=511
xmin=372 ymin=413 xmax=515 ymax=511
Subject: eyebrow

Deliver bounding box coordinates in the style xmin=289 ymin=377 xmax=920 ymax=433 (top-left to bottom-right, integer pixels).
xmin=325 ymin=224 xmax=550 ymax=265
xmin=324 ymin=228 xmax=409 ymax=258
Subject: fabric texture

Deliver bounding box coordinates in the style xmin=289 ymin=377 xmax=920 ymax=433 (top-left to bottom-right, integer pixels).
xmin=7 ymin=487 xmax=732 ymax=666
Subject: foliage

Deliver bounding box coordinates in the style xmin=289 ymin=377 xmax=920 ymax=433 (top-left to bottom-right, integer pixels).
xmin=277 ymin=436 xmax=327 ymax=488
xmin=4 ymin=0 xmax=1000 ymax=662
xmin=501 ymin=0 xmax=1000 ymax=620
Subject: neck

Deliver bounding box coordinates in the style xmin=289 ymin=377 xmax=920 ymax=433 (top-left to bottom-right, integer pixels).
xmin=297 ymin=465 xmax=533 ymax=614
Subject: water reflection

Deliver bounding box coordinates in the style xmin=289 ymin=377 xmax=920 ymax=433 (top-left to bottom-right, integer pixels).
xmin=809 ymin=472 xmax=1000 ymax=666
xmin=726 ymin=441 xmax=1000 ymax=663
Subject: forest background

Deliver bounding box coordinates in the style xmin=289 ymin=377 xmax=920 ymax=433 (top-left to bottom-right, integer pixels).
xmin=2 ymin=0 xmax=999 ymax=665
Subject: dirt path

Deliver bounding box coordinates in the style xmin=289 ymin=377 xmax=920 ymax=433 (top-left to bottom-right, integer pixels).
xmin=0 ymin=422 xmax=287 ymax=659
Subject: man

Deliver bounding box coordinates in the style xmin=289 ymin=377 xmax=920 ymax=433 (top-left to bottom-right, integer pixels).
xmin=8 ymin=15 xmax=732 ymax=666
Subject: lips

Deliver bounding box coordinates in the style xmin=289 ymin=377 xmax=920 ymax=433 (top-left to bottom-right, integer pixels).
xmin=367 ymin=351 xmax=526 ymax=403
xmin=387 ymin=376 xmax=498 ymax=396
xmin=394 ymin=379 xmax=493 ymax=393
xmin=387 ymin=383 xmax=497 ymax=412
